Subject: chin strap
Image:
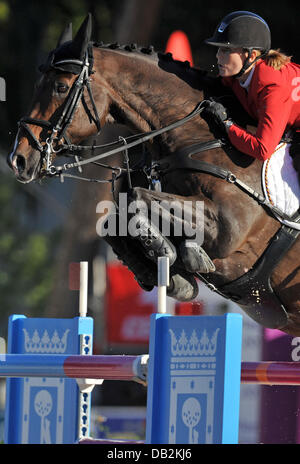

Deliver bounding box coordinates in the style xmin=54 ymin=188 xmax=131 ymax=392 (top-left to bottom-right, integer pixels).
xmin=234 ymin=48 xmax=268 ymax=79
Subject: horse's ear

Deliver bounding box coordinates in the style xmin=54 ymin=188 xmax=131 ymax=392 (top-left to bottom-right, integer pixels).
xmin=56 ymin=22 xmax=72 ymax=48
xmin=71 ymin=13 xmax=92 ymax=59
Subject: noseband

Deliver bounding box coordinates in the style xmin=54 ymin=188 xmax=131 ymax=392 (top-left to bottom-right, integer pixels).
xmin=17 ymin=47 xmax=101 ymax=174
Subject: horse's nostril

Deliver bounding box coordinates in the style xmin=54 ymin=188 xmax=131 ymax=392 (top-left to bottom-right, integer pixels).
xmin=16 ymin=154 xmax=26 ymax=173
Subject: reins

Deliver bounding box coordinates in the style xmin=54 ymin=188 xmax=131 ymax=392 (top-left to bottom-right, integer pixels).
xmin=17 ymin=43 xmax=299 ymax=227
xmin=48 ymin=102 xmax=205 ymax=177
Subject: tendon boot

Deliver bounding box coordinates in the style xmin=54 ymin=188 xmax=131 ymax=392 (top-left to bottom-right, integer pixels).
xmin=102 ymin=214 xmax=157 ymax=291
xmin=167 ymin=271 xmax=199 ymax=301
xmin=179 ymin=240 xmax=215 ymax=273
xmin=130 ymin=212 xmax=177 ymax=265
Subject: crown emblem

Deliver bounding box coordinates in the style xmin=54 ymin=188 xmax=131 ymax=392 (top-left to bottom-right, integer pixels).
xmin=169 ymin=328 xmax=220 ymax=357
xmin=23 ymin=328 xmax=70 ymax=353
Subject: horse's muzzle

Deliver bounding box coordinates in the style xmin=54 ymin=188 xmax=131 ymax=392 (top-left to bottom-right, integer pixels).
xmin=8 ymin=150 xmax=41 ymax=183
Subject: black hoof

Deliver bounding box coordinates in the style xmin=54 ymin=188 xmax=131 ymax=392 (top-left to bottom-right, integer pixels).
xmin=179 ymin=241 xmax=215 ymax=273
xmin=167 ymin=272 xmax=199 ymax=301
xmin=136 ymin=280 xmax=154 ymax=292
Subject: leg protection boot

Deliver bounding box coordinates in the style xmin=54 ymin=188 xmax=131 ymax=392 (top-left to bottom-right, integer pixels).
xmin=130 ymin=212 xmax=177 ymax=265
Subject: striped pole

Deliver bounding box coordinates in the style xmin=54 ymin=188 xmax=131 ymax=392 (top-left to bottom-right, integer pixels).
xmin=0 ymin=354 xmax=143 ymax=381
xmin=2 ymin=356 xmax=300 ymax=386
xmin=241 ymin=361 xmax=300 ymax=386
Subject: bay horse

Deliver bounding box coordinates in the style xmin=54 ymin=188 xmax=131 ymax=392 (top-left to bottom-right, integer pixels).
xmin=8 ymin=14 xmax=300 ymax=335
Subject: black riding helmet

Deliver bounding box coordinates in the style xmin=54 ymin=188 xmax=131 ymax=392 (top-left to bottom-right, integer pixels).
xmin=205 ymin=11 xmax=271 ymax=77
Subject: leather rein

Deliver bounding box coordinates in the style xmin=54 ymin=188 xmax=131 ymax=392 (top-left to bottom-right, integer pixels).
xmin=17 ymin=45 xmax=295 ymax=224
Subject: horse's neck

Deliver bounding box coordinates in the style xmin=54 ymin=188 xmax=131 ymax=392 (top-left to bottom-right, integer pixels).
xmin=94 ymin=47 xmax=209 ymax=154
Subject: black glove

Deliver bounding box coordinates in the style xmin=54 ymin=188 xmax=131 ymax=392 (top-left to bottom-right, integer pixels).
xmin=200 ymin=99 xmax=229 ymax=134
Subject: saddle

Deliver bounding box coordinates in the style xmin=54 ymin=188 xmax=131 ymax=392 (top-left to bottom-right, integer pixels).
xmin=154 ymin=139 xmax=300 ymax=330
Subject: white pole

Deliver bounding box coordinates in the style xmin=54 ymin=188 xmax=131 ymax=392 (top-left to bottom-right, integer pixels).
xmin=79 ymin=261 xmax=88 ymax=317
xmin=157 ymin=257 xmax=169 ymax=314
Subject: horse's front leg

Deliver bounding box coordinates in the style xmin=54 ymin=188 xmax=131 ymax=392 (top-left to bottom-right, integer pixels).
xmin=100 ymin=209 xmax=199 ymax=302
xmin=128 ymin=187 xmax=217 ymax=274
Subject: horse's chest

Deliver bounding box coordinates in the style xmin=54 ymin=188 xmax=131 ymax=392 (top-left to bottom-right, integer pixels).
xmin=162 ymin=172 xmax=204 ymax=196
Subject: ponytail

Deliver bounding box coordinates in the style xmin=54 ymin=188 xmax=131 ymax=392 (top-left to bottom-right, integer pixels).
xmin=263 ymin=48 xmax=292 ymax=70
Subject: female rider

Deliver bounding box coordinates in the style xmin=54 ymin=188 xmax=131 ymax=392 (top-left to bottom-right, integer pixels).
xmin=201 ymin=11 xmax=300 ymax=163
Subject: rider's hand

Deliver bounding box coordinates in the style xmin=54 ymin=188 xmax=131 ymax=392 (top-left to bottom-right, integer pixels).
xmin=201 ymin=100 xmax=232 ymax=134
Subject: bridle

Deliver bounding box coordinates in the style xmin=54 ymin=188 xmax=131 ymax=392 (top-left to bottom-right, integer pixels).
xmin=17 ymin=44 xmax=207 ymax=183
xmin=17 ymin=47 xmax=101 ymax=175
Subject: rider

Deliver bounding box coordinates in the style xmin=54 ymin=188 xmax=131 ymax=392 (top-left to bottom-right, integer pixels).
xmin=201 ymin=11 xmax=300 ymax=164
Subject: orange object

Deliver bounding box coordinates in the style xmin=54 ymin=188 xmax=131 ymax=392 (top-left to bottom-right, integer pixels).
xmin=165 ymin=30 xmax=194 ymax=65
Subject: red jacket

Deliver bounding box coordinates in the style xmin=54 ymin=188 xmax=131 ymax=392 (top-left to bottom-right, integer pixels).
xmin=222 ymin=59 xmax=300 ymax=160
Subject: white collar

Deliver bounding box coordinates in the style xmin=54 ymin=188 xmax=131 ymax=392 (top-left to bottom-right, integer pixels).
xmin=239 ymin=65 xmax=255 ymax=91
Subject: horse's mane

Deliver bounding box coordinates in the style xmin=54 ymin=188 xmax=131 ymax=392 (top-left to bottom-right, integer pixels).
xmin=41 ymin=39 xmax=254 ymax=132
xmin=92 ymin=41 xmax=219 ymax=95
xmin=93 ymin=41 xmax=158 ymax=60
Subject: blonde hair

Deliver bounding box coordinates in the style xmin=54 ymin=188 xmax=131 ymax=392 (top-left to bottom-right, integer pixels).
xmin=262 ymin=48 xmax=292 ymax=70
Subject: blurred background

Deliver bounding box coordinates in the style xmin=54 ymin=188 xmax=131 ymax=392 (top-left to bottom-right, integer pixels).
xmin=0 ymin=0 xmax=299 ymax=444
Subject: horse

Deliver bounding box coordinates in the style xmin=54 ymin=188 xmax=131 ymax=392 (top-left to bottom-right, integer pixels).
xmin=7 ymin=14 xmax=300 ymax=336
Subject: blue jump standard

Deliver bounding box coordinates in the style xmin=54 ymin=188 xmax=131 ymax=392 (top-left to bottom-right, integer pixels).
xmin=4 ymin=313 xmax=243 ymax=444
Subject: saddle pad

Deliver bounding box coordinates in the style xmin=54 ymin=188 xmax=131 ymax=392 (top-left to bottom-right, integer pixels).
xmin=262 ymin=142 xmax=300 ymax=229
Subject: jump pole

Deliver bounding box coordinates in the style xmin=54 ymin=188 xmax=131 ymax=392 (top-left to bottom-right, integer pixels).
xmin=241 ymin=361 xmax=300 ymax=385
xmin=157 ymin=256 xmax=169 ymax=314
xmin=0 ymin=354 xmax=144 ymax=380
xmin=4 ymin=256 xmax=245 ymax=444
xmin=79 ymin=261 xmax=88 ymax=318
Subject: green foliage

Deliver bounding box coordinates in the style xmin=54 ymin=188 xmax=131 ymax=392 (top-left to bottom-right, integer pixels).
xmin=0 ymin=1 xmax=9 ymax=21
xmin=0 ymin=173 xmax=56 ymax=337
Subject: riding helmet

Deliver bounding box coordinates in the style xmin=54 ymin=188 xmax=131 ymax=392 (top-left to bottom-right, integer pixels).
xmin=205 ymin=11 xmax=271 ymax=53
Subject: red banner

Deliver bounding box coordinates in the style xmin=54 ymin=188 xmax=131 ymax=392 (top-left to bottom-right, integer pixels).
xmin=105 ymin=263 xmax=156 ymax=345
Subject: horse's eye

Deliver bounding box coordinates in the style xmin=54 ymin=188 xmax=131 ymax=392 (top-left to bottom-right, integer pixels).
xmin=55 ymin=83 xmax=69 ymax=94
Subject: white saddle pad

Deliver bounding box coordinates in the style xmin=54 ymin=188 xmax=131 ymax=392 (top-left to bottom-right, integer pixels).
xmin=262 ymin=142 xmax=300 ymax=229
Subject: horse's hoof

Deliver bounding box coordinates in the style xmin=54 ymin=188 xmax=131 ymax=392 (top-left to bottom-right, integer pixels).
xmin=132 ymin=213 xmax=177 ymax=265
xmin=136 ymin=279 xmax=154 ymax=292
xmin=167 ymin=272 xmax=199 ymax=301
xmin=179 ymin=241 xmax=216 ymax=273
